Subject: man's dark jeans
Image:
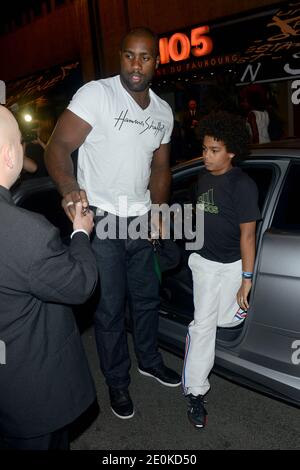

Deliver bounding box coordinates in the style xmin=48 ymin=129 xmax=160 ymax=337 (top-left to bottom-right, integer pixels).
xmin=91 ymin=212 xmax=162 ymax=389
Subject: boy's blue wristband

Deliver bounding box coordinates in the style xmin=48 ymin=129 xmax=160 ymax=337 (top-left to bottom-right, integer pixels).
xmin=242 ymin=271 xmax=253 ymax=279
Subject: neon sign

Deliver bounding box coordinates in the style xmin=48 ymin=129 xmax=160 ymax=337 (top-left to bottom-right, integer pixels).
xmin=159 ymin=26 xmax=213 ymax=64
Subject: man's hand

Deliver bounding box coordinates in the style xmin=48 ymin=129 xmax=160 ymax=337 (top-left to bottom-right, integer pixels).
xmin=236 ymin=279 xmax=252 ymax=310
xmin=23 ymin=155 xmax=38 ymax=174
xmin=62 ymin=189 xmax=89 ymax=222
xmin=73 ymin=201 xmax=94 ymax=236
xmin=150 ymin=212 xmax=167 ymax=240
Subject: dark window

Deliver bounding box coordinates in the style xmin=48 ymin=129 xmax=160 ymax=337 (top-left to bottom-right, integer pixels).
xmin=239 ymin=164 xmax=275 ymax=213
xmin=171 ymin=172 xmax=199 ymax=206
xmin=272 ymin=163 xmax=300 ymax=230
xmin=18 ymin=188 xmax=72 ymax=241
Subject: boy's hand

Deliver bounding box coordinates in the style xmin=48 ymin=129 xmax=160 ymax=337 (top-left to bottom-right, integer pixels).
xmin=236 ymin=279 xmax=252 ymax=310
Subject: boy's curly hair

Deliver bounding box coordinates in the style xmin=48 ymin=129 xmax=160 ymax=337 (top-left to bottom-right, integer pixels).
xmin=199 ymin=111 xmax=250 ymax=161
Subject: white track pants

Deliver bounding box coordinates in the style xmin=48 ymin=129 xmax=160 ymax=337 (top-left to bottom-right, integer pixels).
xmin=182 ymin=253 xmax=242 ymax=396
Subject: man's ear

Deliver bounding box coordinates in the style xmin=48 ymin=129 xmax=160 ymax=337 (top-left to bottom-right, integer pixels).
xmin=3 ymin=144 xmax=14 ymax=169
xmin=155 ymin=56 xmax=160 ymax=69
xmin=229 ymin=153 xmax=235 ymax=161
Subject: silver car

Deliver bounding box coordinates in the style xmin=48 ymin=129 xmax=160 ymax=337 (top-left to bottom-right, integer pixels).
xmin=12 ymin=141 xmax=300 ymax=407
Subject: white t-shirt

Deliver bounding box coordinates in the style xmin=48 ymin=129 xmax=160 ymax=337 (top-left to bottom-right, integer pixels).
xmin=248 ymin=110 xmax=270 ymax=144
xmin=68 ymin=75 xmax=174 ymax=216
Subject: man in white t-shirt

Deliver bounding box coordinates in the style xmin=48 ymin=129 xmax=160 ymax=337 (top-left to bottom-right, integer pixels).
xmin=45 ymin=28 xmax=181 ymax=420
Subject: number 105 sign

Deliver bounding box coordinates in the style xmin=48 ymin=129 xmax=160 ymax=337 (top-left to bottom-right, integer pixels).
xmin=159 ymin=26 xmax=213 ymax=64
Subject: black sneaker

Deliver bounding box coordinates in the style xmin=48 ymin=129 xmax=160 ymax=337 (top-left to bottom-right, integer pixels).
xmin=186 ymin=394 xmax=208 ymax=428
xmin=138 ymin=363 xmax=181 ymax=387
xmin=109 ymin=387 xmax=134 ymax=419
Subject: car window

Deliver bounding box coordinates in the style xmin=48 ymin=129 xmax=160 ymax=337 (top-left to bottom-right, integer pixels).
xmin=171 ymin=172 xmax=199 ymax=207
xmin=238 ymin=164 xmax=274 ymax=213
xmin=17 ymin=188 xmax=72 ymax=241
xmin=272 ymin=163 xmax=300 ymax=231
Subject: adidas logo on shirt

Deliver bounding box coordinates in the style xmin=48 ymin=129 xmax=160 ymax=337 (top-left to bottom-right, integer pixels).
xmin=197 ymin=189 xmax=219 ymax=214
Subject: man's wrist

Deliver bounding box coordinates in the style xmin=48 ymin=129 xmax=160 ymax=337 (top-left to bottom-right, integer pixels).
xmin=70 ymin=229 xmax=89 ymax=239
xmin=61 ymin=182 xmax=80 ymax=197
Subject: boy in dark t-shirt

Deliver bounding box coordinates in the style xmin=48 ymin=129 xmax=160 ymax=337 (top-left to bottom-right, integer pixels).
xmin=182 ymin=111 xmax=261 ymax=429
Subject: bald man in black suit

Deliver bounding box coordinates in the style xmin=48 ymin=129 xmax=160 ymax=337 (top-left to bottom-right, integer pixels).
xmin=0 ymin=106 xmax=98 ymax=450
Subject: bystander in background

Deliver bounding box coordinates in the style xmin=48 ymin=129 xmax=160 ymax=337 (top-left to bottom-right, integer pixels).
xmin=182 ymin=99 xmax=203 ymax=159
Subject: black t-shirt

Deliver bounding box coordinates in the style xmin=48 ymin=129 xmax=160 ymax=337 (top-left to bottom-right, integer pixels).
xmin=195 ymin=167 xmax=261 ymax=263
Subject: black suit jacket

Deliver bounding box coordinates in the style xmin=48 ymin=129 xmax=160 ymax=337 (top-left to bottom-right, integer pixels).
xmin=0 ymin=186 xmax=98 ymax=438
xmin=182 ymin=110 xmax=202 ymax=135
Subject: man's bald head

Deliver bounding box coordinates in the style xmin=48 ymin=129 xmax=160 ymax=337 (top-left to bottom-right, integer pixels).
xmin=0 ymin=105 xmax=20 ymax=145
xmin=120 ymin=27 xmax=159 ymax=57
xmin=0 ymin=105 xmax=23 ymax=189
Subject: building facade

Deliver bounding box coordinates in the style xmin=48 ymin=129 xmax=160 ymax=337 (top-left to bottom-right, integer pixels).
xmin=1 ymin=0 xmax=298 ymax=142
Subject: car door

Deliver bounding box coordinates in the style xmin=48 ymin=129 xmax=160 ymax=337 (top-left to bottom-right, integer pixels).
xmin=230 ymin=160 xmax=300 ymax=405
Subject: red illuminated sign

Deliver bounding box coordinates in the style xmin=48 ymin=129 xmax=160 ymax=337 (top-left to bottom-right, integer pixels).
xmin=159 ymin=26 xmax=213 ymax=64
